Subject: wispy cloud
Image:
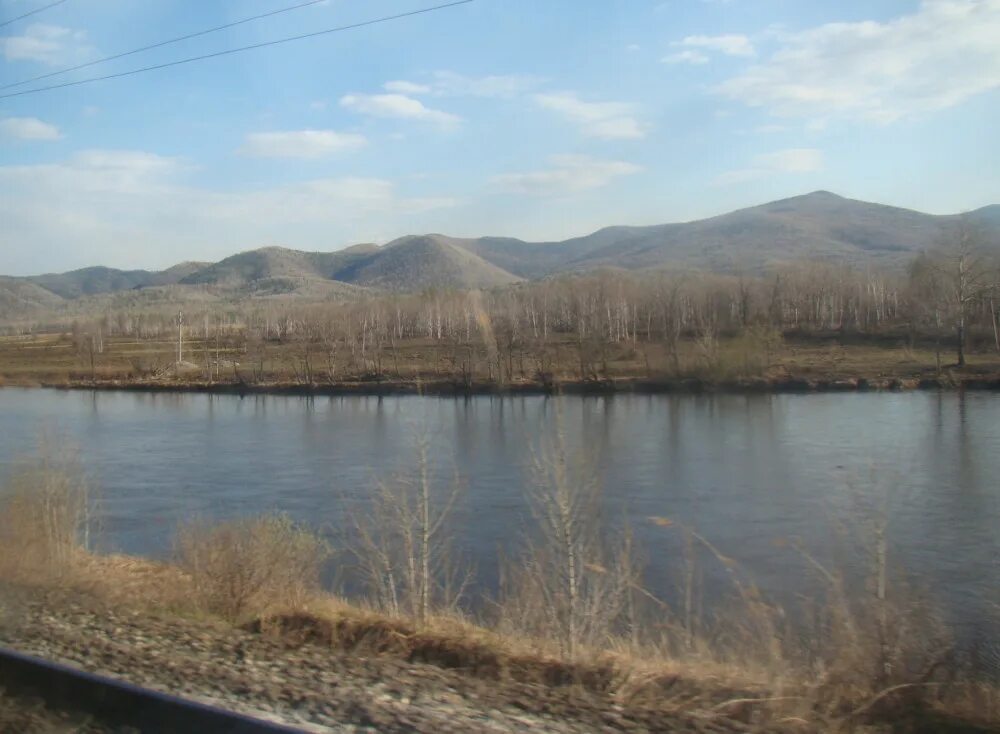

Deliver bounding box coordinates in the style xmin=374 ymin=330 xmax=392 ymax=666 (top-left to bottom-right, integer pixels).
xmin=240 ymin=130 xmax=367 ymax=159
xmin=493 ymin=154 xmax=641 ymax=196
xmin=0 ymin=150 xmax=458 ymax=272
xmin=340 ymin=93 xmax=461 ymax=128
xmin=378 ymin=72 xmax=541 ymax=99
xmin=681 ymin=34 xmax=755 ymax=56
xmin=0 ymin=23 xmax=93 ymax=66
xmin=717 ymin=0 xmax=1000 ymax=123
xmin=428 ymin=71 xmax=541 ymax=98
xmin=0 ymin=116 xmax=61 ymax=141
xmin=715 ymin=147 xmax=824 ymax=185
xmin=664 ymin=33 xmax=754 ymax=64
xmin=383 ymin=80 xmax=431 ymax=95
xmin=663 ymin=50 xmax=710 ymax=65
xmin=534 ymin=92 xmax=646 ymax=140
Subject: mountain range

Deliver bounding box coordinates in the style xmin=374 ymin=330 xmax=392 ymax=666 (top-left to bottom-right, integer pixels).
xmin=3 ymin=191 xmax=999 ymax=316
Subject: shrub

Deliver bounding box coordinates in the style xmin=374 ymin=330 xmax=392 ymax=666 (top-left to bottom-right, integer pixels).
xmin=0 ymin=453 xmax=93 ymax=578
xmin=176 ymin=514 xmax=330 ymax=622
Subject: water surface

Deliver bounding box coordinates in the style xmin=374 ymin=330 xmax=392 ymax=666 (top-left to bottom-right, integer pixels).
xmin=0 ymin=388 xmax=997 ymax=668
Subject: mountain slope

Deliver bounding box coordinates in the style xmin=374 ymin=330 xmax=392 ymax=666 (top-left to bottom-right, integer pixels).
xmin=7 ymin=192 xmax=999 ymax=301
xmin=26 ymin=261 xmax=209 ymax=299
xmin=454 ymin=192 xmax=997 ymax=275
xmin=333 ymin=235 xmax=522 ymax=290
xmin=0 ymin=276 xmax=65 ymax=316
xmin=180 ymin=238 xmax=521 ymax=292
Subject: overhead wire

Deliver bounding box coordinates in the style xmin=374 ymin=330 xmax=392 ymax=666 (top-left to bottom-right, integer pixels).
xmin=1 ymin=0 xmax=332 ymax=91
xmin=0 ymin=0 xmax=475 ymax=100
xmin=0 ymin=0 xmax=67 ymax=30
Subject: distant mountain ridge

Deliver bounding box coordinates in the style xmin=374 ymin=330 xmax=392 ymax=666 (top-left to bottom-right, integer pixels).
xmin=4 ymin=192 xmax=999 ymax=313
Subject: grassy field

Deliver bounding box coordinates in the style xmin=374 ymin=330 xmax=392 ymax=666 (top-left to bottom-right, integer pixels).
xmin=1 ymin=330 xmax=999 ymax=392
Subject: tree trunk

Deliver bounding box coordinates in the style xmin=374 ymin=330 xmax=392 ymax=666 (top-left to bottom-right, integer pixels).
xmin=991 ymin=297 xmax=1000 ymax=353
xmin=956 ymin=318 xmax=966 ymax=367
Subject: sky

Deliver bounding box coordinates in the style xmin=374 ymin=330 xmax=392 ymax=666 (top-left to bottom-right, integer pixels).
xmin=0 ymin=0 xmax=998 ymax=275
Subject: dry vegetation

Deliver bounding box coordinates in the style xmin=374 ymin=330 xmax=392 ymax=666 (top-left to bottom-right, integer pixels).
xmin=2 ymin=249 xmax=1000 ymax=393
xmin=176 ymin=514 xmax=331 ymax=622
xmin=0 ymin=444 xmax=996 ymax=733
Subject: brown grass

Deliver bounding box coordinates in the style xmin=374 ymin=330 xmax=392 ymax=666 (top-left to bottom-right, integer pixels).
xmin=175 ymin=514 xmax=330 ymax=623
xmin=2 ymin=331 xmax=999 ymax=390
xmin=0 ymin=451 xmax=93 ymax=581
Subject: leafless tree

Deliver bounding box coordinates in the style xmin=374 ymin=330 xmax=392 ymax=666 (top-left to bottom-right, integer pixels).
xmin=912 ymin=220 xmax=999 ymax=366
xmin=348 ymin=430 xmax=467 ymax=624
xmin=499 ymin=406 xmax=636 ymax=657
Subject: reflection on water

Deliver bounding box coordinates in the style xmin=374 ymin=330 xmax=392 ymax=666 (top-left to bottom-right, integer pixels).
xmin=0 ymin=388 xmax=997 ymax=664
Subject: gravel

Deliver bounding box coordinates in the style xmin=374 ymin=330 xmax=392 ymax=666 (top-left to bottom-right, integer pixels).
xmin=0 ymin=588 xmax=771 ymax=733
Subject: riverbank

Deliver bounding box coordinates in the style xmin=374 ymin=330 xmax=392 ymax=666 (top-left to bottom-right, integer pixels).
xmin=3 ymin=331 xmax=1000 ymax=397
xmin=19 ymin=371 xmax=1000 ymax=396
xmin=2 ymin=558 xmax=995 ymax=734
xmin=0 ymin=578 xmax=765 ymax=734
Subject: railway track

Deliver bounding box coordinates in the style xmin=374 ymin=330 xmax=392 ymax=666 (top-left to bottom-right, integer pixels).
xmin=0 ymin=645 xmax=305 ymax=733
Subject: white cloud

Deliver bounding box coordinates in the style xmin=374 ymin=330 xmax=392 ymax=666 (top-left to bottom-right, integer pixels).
xmin=381 ymin=72 xmax=541 ymax=99
xmin=715 ymin=147 xmax=824 ymax=185
xmin=0 ymin=116 xmax=61 ymax=141
xmin=240 ymin=130 xmax=367 ymax=159
xmin=429 ymin=71 xmax=541 ymax=98
xmin=718 ymin=0 xmax=1000 ymax=123
xmin=663 ymin=50 xmax=710 ymax=65
xmin=679 ymin=34 xmax=755 ymax=57
xmin=383 ymin=80 xmax=431 ymax=94
xmin=0 ymin=150 xmax=458 ymax=272
xmin=1 ymin=23 xmax=92 ymax=65
xmin=534 ymin=92 xmax=646 ymax=140
xmin=493 ymin=154 xmax=641 ymax=196
xmin=339 ymin=93 xmax=461 ymax=128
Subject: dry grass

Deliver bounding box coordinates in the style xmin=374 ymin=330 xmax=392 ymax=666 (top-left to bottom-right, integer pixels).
xmin=0 ymin=451 xmax=93 ymax=581
xmin=2 ymin=331 xmax=999 ymax=389
xmin=175 ymin=514 xmax=330 ymax=623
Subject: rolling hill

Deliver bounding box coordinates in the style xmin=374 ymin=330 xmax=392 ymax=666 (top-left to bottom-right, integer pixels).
xmin=4 ymin=192 xmax=998 ymax=314
xmin=0 ymin=276 xmax=65 ymax=317
xmin=453 ymin=191 xmax=1000 ymax=276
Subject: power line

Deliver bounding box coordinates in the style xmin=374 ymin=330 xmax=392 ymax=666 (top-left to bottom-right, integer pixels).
xmin=2 ymin=0 xmax=331 ymax=92
xmin=0 ymin=0 xmax=475 ymax=100
xmin=0 ymin=0 xmax=67 ymax=29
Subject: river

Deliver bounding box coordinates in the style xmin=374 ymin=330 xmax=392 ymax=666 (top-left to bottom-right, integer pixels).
xmin=0 ymin=387 xmax=997 ymax=670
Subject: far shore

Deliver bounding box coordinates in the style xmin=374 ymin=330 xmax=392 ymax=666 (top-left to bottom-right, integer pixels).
xmin=6 ymin=372 xmax=1000 ymax=397
xmin=4 ymin=330 xmax=1000 ymax=398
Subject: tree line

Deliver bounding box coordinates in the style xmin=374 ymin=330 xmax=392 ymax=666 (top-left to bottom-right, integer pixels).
xmin=12 ymin=236 xmax=999 ymax=382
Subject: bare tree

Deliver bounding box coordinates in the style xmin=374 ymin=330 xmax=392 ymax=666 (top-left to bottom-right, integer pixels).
xmin=349 ymin=430 xmax=466 ymax=624
xmin=913 ymin=220 xmax=998 ymax=366
xmin=500 ymin=406 xmax=635 ymax=657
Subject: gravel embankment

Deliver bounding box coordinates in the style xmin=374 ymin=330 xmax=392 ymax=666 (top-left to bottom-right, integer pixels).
xmin=0 ymin=591 xmax=757 ymax=734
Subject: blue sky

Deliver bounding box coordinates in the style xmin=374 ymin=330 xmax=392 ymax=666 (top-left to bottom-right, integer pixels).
xmin=0 ymin=0 xmax=998 ymax=275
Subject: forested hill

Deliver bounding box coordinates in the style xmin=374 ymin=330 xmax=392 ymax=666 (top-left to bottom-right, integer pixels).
xmin=5 ymin=192 xmax=999 ymax=309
